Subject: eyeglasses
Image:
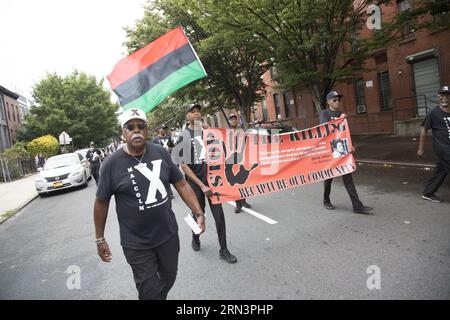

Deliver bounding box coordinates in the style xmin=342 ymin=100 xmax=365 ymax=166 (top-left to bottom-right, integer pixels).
xmin=332 ymin=98 xmax=341 ymax=102
xmin=124 ymin=123 xmax=147 ymax=131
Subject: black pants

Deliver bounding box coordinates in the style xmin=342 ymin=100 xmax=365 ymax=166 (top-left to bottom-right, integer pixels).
xmin=91 ymin=163 xmax=100 ymax=185
xmin=423 ymin=156 xmax=450 ymax=195
xmin=122 ymin=234 xmax=180 ymax=300
xmin=323 ymin=173 xmax=363 ymax=210
xmin=191 ymin=187 xmax=227 ymax=250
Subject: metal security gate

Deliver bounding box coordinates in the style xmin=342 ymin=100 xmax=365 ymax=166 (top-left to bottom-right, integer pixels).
xmin=413 ymin=58 xmax=441 ymax=117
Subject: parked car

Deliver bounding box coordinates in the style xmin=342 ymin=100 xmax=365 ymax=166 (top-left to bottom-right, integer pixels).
xmin=35 ymin=153 xmax=91 ymax=196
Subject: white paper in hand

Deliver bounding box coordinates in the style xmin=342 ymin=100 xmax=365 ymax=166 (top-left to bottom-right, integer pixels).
xmin=184 ymin=214 xmax=202 ymax=235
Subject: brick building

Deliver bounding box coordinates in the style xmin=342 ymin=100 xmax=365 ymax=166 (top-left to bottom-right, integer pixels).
xmin=0 ymin=85 xmax=21 ymax=147
xmin=250 ymin=2 xmax=449 ymax=136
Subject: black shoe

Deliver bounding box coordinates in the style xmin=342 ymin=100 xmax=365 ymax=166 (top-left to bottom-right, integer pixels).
xmin=324 ymin=202 xmax=335 ymax=210
xmin=353 ymin=205 xmax=373 ymax=214
xmin=234 ymin=203 xmax=243 ymax=213
xmin=242 ymin=201 xmax=251 ymax=209
xmin=219 ymin=248 xmax=237 ymax=264
xmin=192 ymin=237 xmax=200 ymax=251
xmin=422 ymin=194 xmax=442 ymax=203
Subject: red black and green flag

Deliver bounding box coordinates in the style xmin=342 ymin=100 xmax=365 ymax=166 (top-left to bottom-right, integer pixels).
xmin=107 ymin=26 xmax=207 ymax=113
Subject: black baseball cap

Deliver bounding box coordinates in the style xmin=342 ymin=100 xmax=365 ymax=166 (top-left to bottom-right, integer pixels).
xmin=160 ymin=124 xmax=168 ymax=130
xmin=326 ymin=91 xmax=343 ymax=101
xmin=438 ymin=85 xmax=449 ymax=94
xmin=185 ymin=103 xmax=202 ymax=114
xmin=228 ymin=113 xmax=237 ymax=120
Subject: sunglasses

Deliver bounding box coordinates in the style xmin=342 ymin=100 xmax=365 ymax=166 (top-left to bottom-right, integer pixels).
xmin=124 ymin=123 xmax=147 ymax=131
xmin=332 ymin=98 xmax=341 ymax=102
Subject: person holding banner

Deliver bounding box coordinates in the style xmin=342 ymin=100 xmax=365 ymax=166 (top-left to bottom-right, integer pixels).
xmin=93 ymin=108 xmax=205 ymax=300
xmin=176 ymin=103 xmax=237 ymax=264
xmin=228 ymin=113 xmax=253 ymax=213
xmin=319 ymin=91 xmax=373 ymax=214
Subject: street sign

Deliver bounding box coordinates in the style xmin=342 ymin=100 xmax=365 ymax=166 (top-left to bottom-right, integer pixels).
xmin=59 ymin=131 xmax=71 ymax=145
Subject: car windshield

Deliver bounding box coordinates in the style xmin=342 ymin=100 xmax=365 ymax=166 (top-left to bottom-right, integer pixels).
xmin=44 ymin=155 xmax=79 ymax=170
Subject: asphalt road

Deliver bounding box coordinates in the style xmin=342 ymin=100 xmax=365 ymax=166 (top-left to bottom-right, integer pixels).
xmin=0 ymin=165 xmax=449 ymax=300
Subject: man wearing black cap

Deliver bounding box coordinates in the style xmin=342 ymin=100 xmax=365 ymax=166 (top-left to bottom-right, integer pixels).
xmin=86 ymin=141 xmax=102 ymax=186
xmin=153 ymin=125 xmax=175 ymax=199
xmin=174 ymin=103 xmax=237 ymax=264
xmin=417 ymin=85 xmax=450 ymax=203
xmin=319 ymin=91 xmax=373 ymax=214
xmin=228 ymin=113 xmax=253 ymax=213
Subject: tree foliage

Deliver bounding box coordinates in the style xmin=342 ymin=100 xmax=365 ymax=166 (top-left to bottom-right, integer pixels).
xmin=124 ymin=0 xmax=271 ymax=127
xmin=27 ymin=135 xmax=59 ymax=159
xmin=197 ymin=0 xmax=447 ymax=112
xmin=17 ymin=71 xmax=119 ymax=148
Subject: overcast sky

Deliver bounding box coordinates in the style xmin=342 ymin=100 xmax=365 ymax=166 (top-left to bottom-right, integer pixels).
xmin=0 ymin=0 xmax=147 ymax=101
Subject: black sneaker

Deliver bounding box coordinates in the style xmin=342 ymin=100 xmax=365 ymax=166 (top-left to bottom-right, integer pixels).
xmin=353 ymin=205 xmax=373 ymax=214
xmin=192 ymin=237 xmax=200 ymax=251
xmin=234 ymin=203 xmax=243 ymax=213
xmin=324 ymin=202 xmax=335 ymax=210
xmin=422 ymin=194 xmax=442 ymax=203
xmin=219 ymin=248 xmax=237 ymax=264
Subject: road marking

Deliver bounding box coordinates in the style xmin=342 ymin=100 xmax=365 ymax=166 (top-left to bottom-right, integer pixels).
xmin=227 ymin=202 xmax=278 ymax=224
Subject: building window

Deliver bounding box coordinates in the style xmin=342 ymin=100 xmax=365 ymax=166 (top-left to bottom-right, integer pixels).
xmin=273 ymin=93 xmax=282 ymax=119
xmin=6 ymin=102 xmax=10 ymax=120
xmin=355 ymin=79 xmax=367 ymax=113
xmin=282 ymin=92 xmax=291 ymax=118
xmin=261 ymin=99 xmax=268 ymax=121
xmin=0 ymin=98 xmax=5 ymax=121
xmin=378 ymin=71 xmax=392 ymax=110
xmin=398 ymin=0 xmax=415 ymax=40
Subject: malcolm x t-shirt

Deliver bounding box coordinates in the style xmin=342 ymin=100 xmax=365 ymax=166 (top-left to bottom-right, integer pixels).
xmin=422 ymin=106 xmax=450 ymax=157
xmin=96 ymin=142 xmax=183 ymax=250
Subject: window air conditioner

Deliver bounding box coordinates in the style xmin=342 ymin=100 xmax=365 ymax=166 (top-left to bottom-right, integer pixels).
xmin=357 ymin=105 xmax=367 ymax=114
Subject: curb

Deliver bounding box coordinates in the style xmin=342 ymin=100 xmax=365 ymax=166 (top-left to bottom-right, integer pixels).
xmin=0 ymin=193 xmax=39 ymax=225
xmin=356 ymin=159 xmax=436 ymax=170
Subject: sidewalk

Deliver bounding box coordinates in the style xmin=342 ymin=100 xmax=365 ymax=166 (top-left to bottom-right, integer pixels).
xmin=352 ymin=134 xmax=437 ymax=169
xmin=0 ymin=173 xmax=38 ymax=224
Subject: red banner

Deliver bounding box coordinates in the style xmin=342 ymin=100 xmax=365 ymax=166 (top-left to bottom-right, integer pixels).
xmin=205 ymin=118 xmax=356 ymax=204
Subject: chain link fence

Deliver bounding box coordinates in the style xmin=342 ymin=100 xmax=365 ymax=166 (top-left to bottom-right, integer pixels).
xmin=0 ymin=156 xmax=37 ymax=183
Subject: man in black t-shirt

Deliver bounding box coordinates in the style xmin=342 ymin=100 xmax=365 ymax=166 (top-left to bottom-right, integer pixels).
xmin=417 ymin=85 xmax=450 ymax=203
xmin=174 ymin=103 xmax=237 ymax=264
xmin=153 ymin=125 xmax=175 ymax=199
xmin=86 ymin=141 xmax=102 ymax=185
xmin=93 ymin=108 xmax=204 ymax=300
xmin=319 ymin=91 xmax=373 ymax=214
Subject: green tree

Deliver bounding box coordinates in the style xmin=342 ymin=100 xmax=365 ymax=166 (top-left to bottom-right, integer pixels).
xmin=27 ymin=135 xmax=59 ymax=159
xmin=124 ymin=0 xmax=271 ymax=127
xmin=208 ymin=0 xmax=447 ymax=112
xmin=17 ymin=71 xmax=119 ymax=148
